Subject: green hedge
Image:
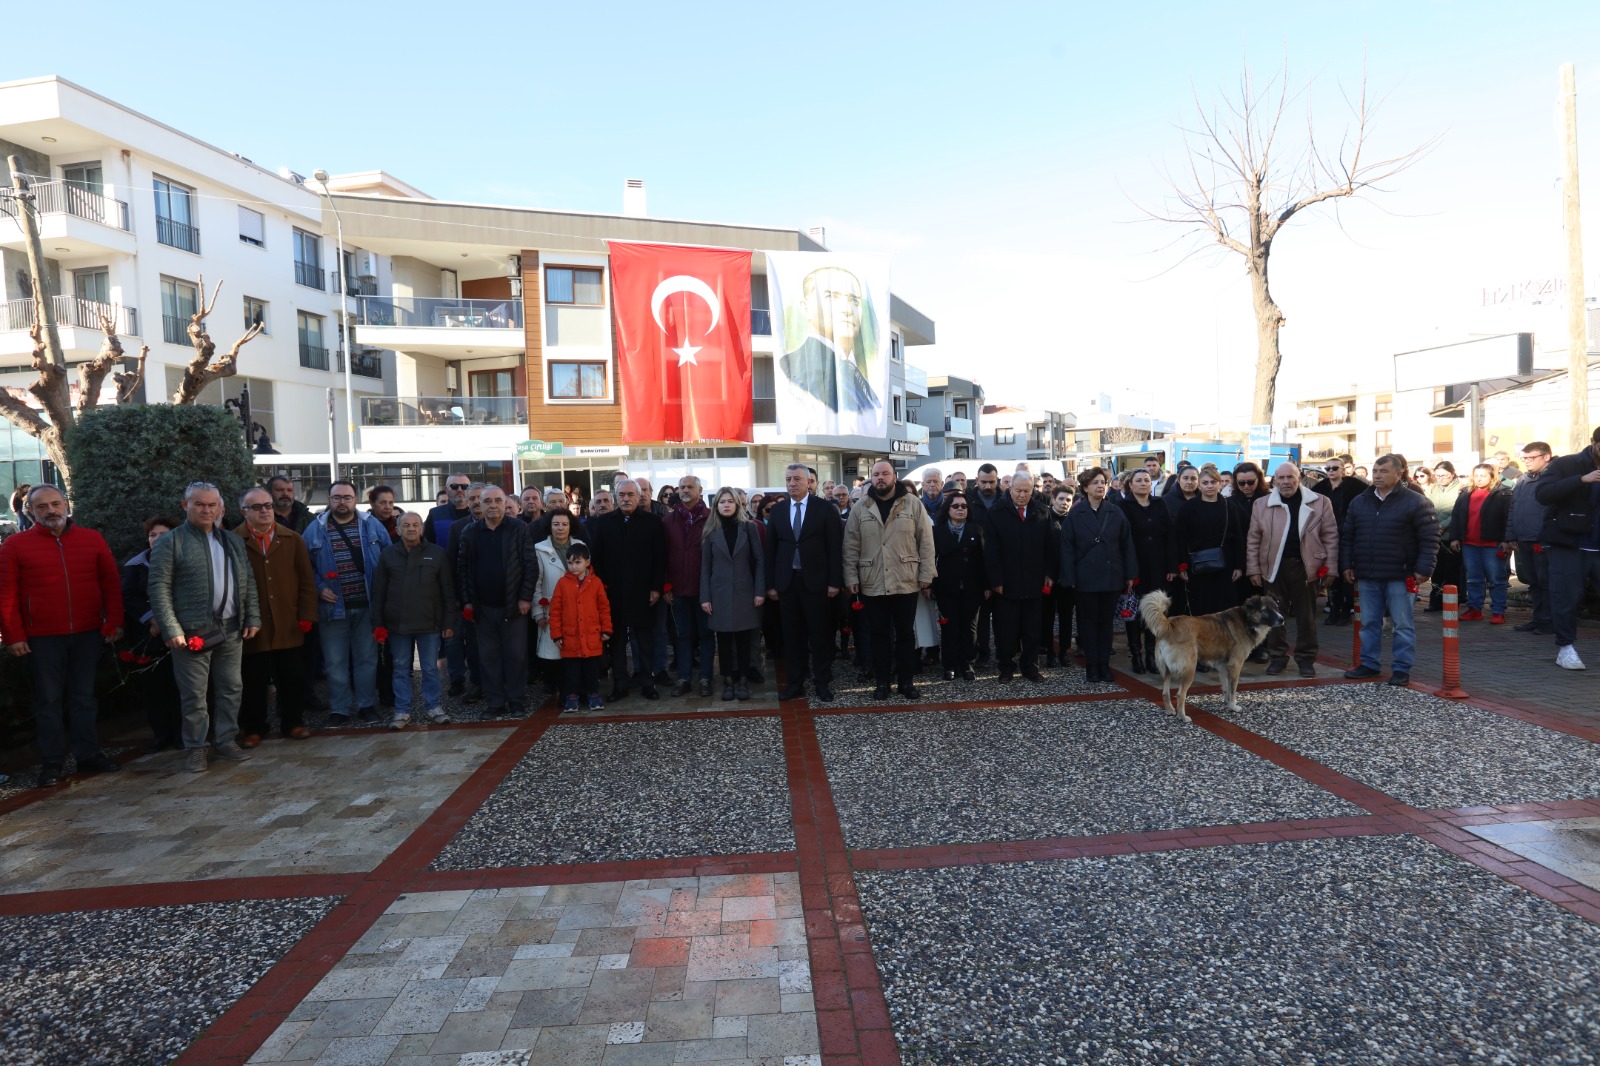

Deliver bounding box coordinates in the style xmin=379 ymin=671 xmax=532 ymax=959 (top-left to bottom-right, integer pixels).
xmin=65 ymin=404 xmax=256 ymax=563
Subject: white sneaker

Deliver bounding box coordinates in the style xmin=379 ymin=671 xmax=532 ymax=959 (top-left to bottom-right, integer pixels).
xmin=389 ymin=714 xmax=411 ymax=730
xmin=1557 ymin=645 xmax=1586 ymax=671
xmin=426 ymin=708 xmax=449 ymax=724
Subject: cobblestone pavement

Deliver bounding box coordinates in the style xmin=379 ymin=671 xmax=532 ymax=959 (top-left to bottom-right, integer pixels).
xmin=1 ymin=620 xmax=1597 ymax=1065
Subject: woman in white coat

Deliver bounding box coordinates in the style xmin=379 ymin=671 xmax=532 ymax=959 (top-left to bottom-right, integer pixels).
xmin=532 ymin=511 xmax=583 ymax=688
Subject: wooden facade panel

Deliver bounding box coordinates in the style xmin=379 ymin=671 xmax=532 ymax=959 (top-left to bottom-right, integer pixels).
xmin=522 ymin=247 xmax=623 ymax=446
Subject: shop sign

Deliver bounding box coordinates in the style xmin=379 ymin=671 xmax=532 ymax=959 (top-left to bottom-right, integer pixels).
xmin=517 ymin=439 xmax=563 ymax=456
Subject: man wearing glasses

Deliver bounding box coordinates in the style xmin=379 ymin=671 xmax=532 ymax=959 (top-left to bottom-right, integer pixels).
xmin=1314 ymin=458 xmax=1367 ymax=626
xmin=304 ymin=480 xmax=392 ymax=723
xmin=425 ymin=475 xmax=474 ymax=697
xmin=234 ymin=487 xmax=318 ymax=744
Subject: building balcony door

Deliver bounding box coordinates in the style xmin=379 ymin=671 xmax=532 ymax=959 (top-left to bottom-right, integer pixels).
xmin=469 ymin=369 xmax=516 ymax=398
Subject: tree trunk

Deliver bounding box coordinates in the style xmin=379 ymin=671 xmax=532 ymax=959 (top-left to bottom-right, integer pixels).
xmin=1248 ymin=252 xmax=1285 ymax=427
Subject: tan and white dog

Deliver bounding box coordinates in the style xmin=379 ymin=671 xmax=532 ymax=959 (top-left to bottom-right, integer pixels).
xmin=1139 ymin=590 xmax=1285 ymax=722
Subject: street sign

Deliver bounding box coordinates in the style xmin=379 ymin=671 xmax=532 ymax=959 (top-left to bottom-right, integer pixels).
xmin=517 ymin=439 xmax=563 ymax=456
xmin=1247 ymin=424 xmax=1272 ymax=467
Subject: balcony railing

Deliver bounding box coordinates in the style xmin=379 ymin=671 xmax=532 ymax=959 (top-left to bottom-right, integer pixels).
xmin=360 ymin=395 xmax=528 ymax=427
xmin=294 ymin=261 xmax=326 ymax=290
xmin=299 ymin=342 xmax=329 ymax=371
xmin=1288 ymin=414 xmax=1353 ymax=429
xmin=163 ymin=314 xmax=192 ymax=345
xmin=337 ymin=348 xmax=383 ymax=379
xmin=331 ymin=273 xmax=378 ymax=297
xmin=901 ymin=363 xmax=928 ymax=394
xmin=354 ymin=296 xmax=522 ymax=330
xmin=1 ymin=296 xmax=137 ymax=336
xmin=944 ymin=415 xmax=974 ymax=436
xmin=751 ymin=307 xmax=772 ymax=336
xmin=0 ymin=181 xmax=132 ymax=231
xmin=156 ymin=215 xmax=201 ymax=253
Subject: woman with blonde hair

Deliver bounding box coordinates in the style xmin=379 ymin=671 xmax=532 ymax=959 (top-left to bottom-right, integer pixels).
xmin=700 ymin=486 xmax=766 ymax=700
xmin=1174 ymin=463 xmax=1244 ymax=616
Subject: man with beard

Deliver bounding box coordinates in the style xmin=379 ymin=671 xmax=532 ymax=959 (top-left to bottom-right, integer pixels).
xmin=0 ymin=485 xmax=124 ymax=786
xmin=1312 ymin=457 xmax=1367 ymax=626
xmin=304 ymin=480 xmax=392 ymax=722
xmin=965 ymin=463 xmax=1005 ymax=664
xmin=267 ymin=475 xmax=314 ymax=534
xmin=588 ymin=480 xmax=665 ymax=700
xmin=985 ymin=472 xmax=1057 ymax=682
xmin=426 ymin=474 xmax=474 ymax=696
xmin=845 ymin=459 xmax=935 ymax=699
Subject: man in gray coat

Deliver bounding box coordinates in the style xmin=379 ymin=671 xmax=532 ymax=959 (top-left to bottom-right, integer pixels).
xmin=148 ymin=482 xmax=261 ymax=773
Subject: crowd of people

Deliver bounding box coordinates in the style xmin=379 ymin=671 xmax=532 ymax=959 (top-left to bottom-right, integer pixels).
xmin=1 ymin=428 xmax=1597 ymax=788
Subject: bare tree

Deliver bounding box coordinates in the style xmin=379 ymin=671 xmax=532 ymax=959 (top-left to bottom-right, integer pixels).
xmin=1147 ymin=58 xmax=1432 ymax=426
xmin=171 ymin=275 xmax=263 ymax=404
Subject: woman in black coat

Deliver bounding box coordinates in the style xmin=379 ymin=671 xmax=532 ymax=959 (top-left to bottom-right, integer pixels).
xmin=1058 ymin=468 xmax=1137 ymax=682
xmin=1040 ymin=486 xmax=1076 ymax=667
xmin=122 ymin=515 xmax=182 ymax=751
xmin=1174 ymin=464 xmax=1244 ymax=616
xmin=1118 ymin=470 xmax=1174 ymax=673
xmin=931 ymin=495 xmax=991 ymax=681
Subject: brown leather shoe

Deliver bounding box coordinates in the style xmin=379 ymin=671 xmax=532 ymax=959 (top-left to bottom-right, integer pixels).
xmin=238 ymin=734 xmax=262 ymax=749
xmin=288 ymin=726 xmax=312 ymax=740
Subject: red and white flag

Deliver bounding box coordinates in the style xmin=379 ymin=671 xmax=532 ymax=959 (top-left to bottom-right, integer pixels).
xmin=608 ymin=241 xmax=752 ymax=443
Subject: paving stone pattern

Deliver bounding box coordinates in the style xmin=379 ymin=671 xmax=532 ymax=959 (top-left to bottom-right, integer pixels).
xmin=245 ymin=877 xmax=819 ymax=1065
xmin=0 ymin=896 xmax=337 ymax=1066
xmin=816 ymin=702 xmax=1362 ymax=849
xmin=0 ymin=730 xmax=508 ymax=895
xmin=1214 ymin=685 xmax=1600 ymax=809
xmin=857 ymin=836 xmax=1600 ymax=1066
xmin=432 ymin=719 xmax=793 ymax=870
xmin=809 ymin=659 xmax=1123 ymax=709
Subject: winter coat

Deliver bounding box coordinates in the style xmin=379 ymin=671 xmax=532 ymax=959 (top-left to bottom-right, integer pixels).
xmin=1175 ymin=497 xmax=1245 ymax=574
xmin=1426 ymin=482 xmax=1464 ymax=537
xmin=423 ymin=502 xmax=472 ymax=547
xmin=1118 ymin=496 xmax=1175 ymax=595
xmin=1534 ymin=446 xmax=1600 ymax=549
xmin=147 ymin=520 xmax=261 ymax=642
xmin=701 ymin=520 xmax=765 ymax=632
xmin=843 ymin=486 xmax=936 ymax=597
xmin=302 ymin=511 xmax=391 ymax=621
xmin=548 ymin=572 xmax=611 ymax=658
xmin=531 ymin=536 xmax=580 ymax=659
xmin=1312 ymin=476 xmax=1367 ymax=524
xmin=588 ymin=507 xmax=667 ymax=627
xmin=1508 ymin=470 xmax=1548 ymax=542
xmin=0 ymin=522 xmax=123 ymax=641
xmin=234 ymin=524 xmax=318 ymax=652
xmin=276 ymin=499 xmax=315 ymax=535
xmin=457 ymin=518 xmax=536 ymax=613
xmin=1449 ymin=485 xmax=1513 ymax=546
xmin=1247 ymin=490 xmax=1340 ymax=584
xmin=931 ymin=520 xmax=991 ymax=598
xmin=1058 ymin=498 xmax=1137 ymax=594
xmin=662 ymin=502 xmax=711 ymax=599
xmin=985 ymin=496 xmax=1059 ymax=599
xmin=1339 ymin=486 xmax=1440 ymax=580
xmin=371 ymin=540 xmax=459 ymax=635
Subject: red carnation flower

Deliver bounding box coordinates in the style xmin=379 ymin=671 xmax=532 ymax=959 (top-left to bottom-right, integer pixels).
xmin=1316 ymin=566 xmax=1329 ymax=578
xmin=938 ymin=616 xmax=950 ymax=626
xmin=851 ymin=600 xmax=865 ymax=612
xmin=372 ymin=627 xmax=388 ymax=644
xmin=538 ymin=598 xmax=550 ymax=607
xmin=1120 ymin=608 xmax=1134 ymax=619
xmin=1130 ymin=578 xmax=1140 ymax=586
xmin=186 ymin=635 xmax=205 ymax=652
xmin=298 ymin=619 xmax=313 ymax=633
xmin=462 ymin=606 xmax=475 ymax=622
xmin=663 ymin=583 xmax=673 ymax=593
xmin=841 ymin=626 xmax=852 ymax=635
xmin=1041 ymin=583 xmax=1052 ymax=595
xmin=136 ymin=655 xmax=153 ymax=665
xmin=118 ymin=649 xmax=136 ymax=663
xmin=1178 ymin=563 xmax=1189 ymax=572
xmin=324 ymin=570 xmax=337 ymax=580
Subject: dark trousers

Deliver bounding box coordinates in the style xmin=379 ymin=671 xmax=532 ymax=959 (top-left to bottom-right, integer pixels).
xmin=1040 ymin=586 xmax=1075 ymax=658
xmin=475 ymin=607 xmax=528 ymax=709
xmin=864 ymin=592 xmax=919 ymax=686
xmin=1125 ymin=614 xmax=1155 ymax=657
xmin=717 ymin=630 xmax=754 ymax=679
xmin=994 ymin=597 xmax=1042 ymax=674
xmin=1266 ymin=556 xmax=1320 ymax=665
xmin=612 ymin=618 xmax=659 ymax=691
xmin=445 ymin=625 xmax=481 ymax=686
xmin=779 ymin=587 xmax=834 ymax=688
xmin=974 ymin=600 xmax=994 ymax=660
xmin=376 ymin=641 xmax=395 ymax=708
xmin=240 ymin=646 xmax=309 ymax=735
xmin=1076 ymin=590 xmax=1118 ymax=666
xmin=1326 ymin=574 xmax=1355 ymax=619
xmin=562 ymin=655 xmax=603 ymax=698
xmin=28 ymin=630 xmax=105 ymax=765
xmin=1429 ymin=542 xmax=1462 ymax=608
xmin=936 ymin=591 xmax=982 ymax=672
xmin=136 ymin=655 xmax=181 ymax=748
xmin=1515 ymin=542 xmax=1551 ymax=627
xmin=1547 ymin=546 xmax=1600 ymax=648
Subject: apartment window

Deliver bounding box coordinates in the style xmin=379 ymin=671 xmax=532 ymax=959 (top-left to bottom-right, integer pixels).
xmin=244 ymin=297 xmax=268 ymax=334
xmin=1432 ymin=387 xmax=1448 ymax=408
xmin=891 ymin=333 xmax=903 ymax=362
xmin=74 ymin=268 xmax=110 ymax=306
xmin=1374 ymin=394 xmax=1393 ymax=421
xmin=892 ymin=390 xmax=903 ymax=424
xmin=160 ymin=277 xmax=198 ymax=345
xmin=1027 ymin=423 xmax=1048 ymax=451
xmin=995 ymin=429 xmax=1016 ymax=446
xmin=545 ymin=268 xmax=604 ymax=305
xmin=549 ymin=361 xmax=607 ymax=399
xmin=63 ymin=162 xmax=104 ymax=194
xmin=753 ymin=355 xmax=776 ymax=423
xmin=953 ymin=401 xmax=970 ymax=420
xmin=298 ymin=311 xmax=328 ymax=370
xmin=469 ymin=369 xmax=515 ymax=397
xmin=954 ymin=445 xmax=971 ymax=460
xmin=1375 ymin=429 xmax=1392 ymax=451
xmin=237 ymin=206 xmax=266 ymax=248
xmin=293 ymin=230 xmax=324 ymax=289
xmin=153 ymin=177 xmax=199 ymax=252
xmin=1432 ymin=425 xmax=1453 ymax=453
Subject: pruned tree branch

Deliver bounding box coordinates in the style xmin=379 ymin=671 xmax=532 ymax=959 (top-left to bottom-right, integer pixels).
xmin=115 ymin=344 xmax=150 ymax=405
xmin=77 ymin=310 xmax=126 ymax=414
xmin=172 ymin=275 xmax=263 ymax=404
xmin=25 ymin=315 xmax=74 ymax=434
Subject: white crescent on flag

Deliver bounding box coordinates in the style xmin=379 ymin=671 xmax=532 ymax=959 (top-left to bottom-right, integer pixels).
xmin=650 ymin=275 xmax=721 ymax=365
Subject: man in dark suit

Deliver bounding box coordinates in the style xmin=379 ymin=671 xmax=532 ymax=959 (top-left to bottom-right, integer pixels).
xmin=765 ymin=462 xmax=844 ymax=701
xmin=588 ymin=479 xmax=666 ymax=700
xmin=985 ymin=473 xmax=1058 ymax=682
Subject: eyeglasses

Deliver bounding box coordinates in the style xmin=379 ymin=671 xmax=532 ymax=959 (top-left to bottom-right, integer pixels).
xmin=244 ymin=502 xmax=274 ymax=511
xmin=947 ymin=503 xmax=968 ymax=510
xmin=1325 ymin=466 xmax=1341 ymax=471
xmin=1236 ymin=479 xmax=1258 ymax=487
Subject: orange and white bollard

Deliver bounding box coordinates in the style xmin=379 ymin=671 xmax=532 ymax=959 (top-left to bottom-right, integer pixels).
xmin=1435 ymin=583 xmax=1469 ymax=699
xmin=1350 ymin=585 xmax=1361 ymax=668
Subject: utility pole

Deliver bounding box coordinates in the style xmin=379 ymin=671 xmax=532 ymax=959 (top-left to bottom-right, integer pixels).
xmin=1560 ymin=63 xmax=1589 ymax=451
xmin=7 ymin=155 xmax=67 ymax=372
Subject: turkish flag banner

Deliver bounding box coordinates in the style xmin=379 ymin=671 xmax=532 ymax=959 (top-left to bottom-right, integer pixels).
xmin=608 ymin=241 xmax=753 ymax=443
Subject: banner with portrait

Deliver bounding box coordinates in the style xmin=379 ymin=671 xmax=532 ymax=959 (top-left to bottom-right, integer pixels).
xmin=766 ymin=251 xmax=891 ymax=439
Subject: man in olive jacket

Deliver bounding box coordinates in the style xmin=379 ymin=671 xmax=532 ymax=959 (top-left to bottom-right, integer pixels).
xmin=148 ymin=482 xmax=261 ymax=772
xmin=372 ymin=511 xmax=459 ymax=727
xmin=844 ymin=459 xmax=936 ymax=699
xmin=234 ymin=487 xmax=318 ymax=745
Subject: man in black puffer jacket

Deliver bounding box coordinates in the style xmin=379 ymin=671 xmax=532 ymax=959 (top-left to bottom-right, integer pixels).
xmin=1339 ymin=453 xmax=1438 ymax=687
xmin=1534 ymin=426 xmax=1600 ymax=670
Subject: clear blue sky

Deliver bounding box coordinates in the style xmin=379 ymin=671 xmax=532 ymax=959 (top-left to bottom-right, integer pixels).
xmin=17 ymin=0 xmax=1600 ymax=425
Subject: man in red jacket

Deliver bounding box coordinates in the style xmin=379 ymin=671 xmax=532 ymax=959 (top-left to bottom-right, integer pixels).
xmin=0 ymin=485 xmax=125 ymax=786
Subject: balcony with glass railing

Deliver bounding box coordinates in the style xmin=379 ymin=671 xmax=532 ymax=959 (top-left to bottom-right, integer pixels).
xmin=338 ymin=348 xmax=383 ymax=379
xmin=901 ymin=362 xmax=929 ymax=397
xmin=353 ymin=296 xmax=525 ymax=357
xmin=943 ymin=415 xmax=974 ymax=437
xmin=361 ymin=395 xmax=528 ymax=427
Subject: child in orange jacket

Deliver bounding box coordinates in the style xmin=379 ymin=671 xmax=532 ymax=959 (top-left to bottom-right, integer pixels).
xmin=548 ymin=543 xmax=612 ymax=711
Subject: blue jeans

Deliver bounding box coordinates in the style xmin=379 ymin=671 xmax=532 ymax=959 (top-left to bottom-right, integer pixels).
xmin=1357 ymin=579 xmax=1417 ymax=673
xmin=27 ymin=630 xmax=105 ymax=765
xmin=444 ymin=627 xmax=480 ymax=687
xmin=320 ymin=608 xmax=379 ymax=714
xmin=1461 ymin=544 xmax=1509 ymax=614
xmin=390 ymin=631 xmax=441 ymax=712
xmin=672 ymin=595 xmax=715 ymax=682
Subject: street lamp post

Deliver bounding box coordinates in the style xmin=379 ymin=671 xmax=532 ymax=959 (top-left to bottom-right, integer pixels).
xmin=312 ymin=170 xmax=357 ymax=457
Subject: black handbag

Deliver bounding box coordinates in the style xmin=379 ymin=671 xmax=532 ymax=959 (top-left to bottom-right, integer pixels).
xmin=1189 ymin=501 xmax=1230 ymax=574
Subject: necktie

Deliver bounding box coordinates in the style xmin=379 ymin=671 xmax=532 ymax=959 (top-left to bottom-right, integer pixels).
xmin=791 ymin=500 xmax=804 ymax=569
xmin=1018 ymin=506 xmax=1025 ymax=521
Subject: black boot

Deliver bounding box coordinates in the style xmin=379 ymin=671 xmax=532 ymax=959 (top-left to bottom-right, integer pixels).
xmin=1128 ymin=645 xmax=1145 ymax=674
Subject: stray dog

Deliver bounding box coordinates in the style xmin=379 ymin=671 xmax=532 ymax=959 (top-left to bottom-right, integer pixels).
xmin=1138 ymin=590 xmax=1286 ymax=722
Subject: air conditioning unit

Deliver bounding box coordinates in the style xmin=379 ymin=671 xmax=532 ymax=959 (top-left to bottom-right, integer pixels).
xmin=354 ymin=250 xmax=379 ymax=278
xmin=445 ymin=366 xmax=459 ymax=390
